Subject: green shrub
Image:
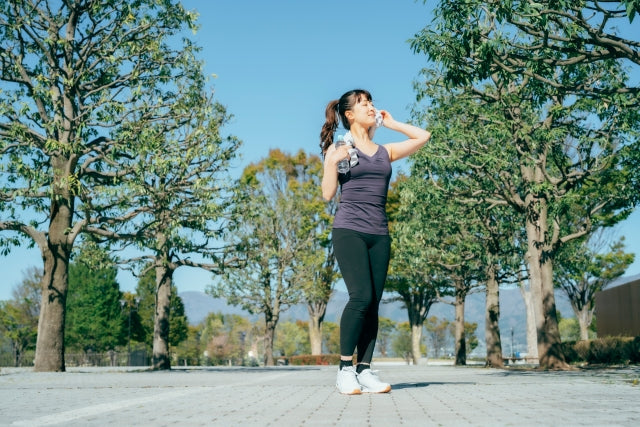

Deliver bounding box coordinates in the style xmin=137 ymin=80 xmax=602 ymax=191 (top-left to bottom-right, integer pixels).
xmin=591 ymin=337 xmax=629 ymax=364
xmin=561 ymin=341 xmax=579 ymax=364
xmin=562 ymin=336 xmax=639 ymax=365
xmin=630 ymin=337 xmax=640 ymax=364
xmin=287 ymin=354 xmax=341 ymax=366
xmin=574 ymin=340 xmax=591 ymax=362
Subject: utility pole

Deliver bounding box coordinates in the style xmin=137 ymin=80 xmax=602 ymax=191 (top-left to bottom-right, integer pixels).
xmin=511 ymin=327 xmax=514 ymax=358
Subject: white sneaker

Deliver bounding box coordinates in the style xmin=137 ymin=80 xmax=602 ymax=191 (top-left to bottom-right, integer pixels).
xmin=357 ymin=369 xmax=391 ymax=393
xmin=336 ymin=366 xmax=361 ymax=395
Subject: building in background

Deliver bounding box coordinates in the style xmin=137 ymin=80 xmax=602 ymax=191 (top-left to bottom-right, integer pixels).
xmin=595 ymin=275 xmax=640 ymax=337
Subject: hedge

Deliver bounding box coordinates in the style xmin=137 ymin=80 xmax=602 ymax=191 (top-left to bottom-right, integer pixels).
xmin=562 ymin=336 xmax=640 ymax=365
xmin=285 ymin=354 xmax=341 ymax=366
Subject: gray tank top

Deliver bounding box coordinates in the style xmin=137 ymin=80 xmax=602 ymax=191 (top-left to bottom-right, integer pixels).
xmin=332 ymin=145 xmax=392 ymax=235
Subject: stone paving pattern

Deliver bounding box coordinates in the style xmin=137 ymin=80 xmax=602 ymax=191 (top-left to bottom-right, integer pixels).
xmin=1 ymin=363 xmax=639 ymax=426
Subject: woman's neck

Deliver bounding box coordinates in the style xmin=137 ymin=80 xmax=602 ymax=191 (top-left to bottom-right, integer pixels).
xmin=349 ymin=124 xmax=373 ymax=146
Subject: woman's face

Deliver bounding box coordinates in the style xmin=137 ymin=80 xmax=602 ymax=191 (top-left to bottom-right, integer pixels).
xmin=348 ymin=95 xmax=376 ymax=127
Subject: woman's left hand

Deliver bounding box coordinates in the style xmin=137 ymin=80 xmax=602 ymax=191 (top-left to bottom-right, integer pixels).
xmin=379 ymin=110 xmax=396 ymax=127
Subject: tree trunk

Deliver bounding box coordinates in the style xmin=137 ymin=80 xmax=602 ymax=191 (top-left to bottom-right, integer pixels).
xmin=539 ymin=258 xmax=567 ymax=368
xmin=34 ymin=194 xmax=73 ymax=371
xmin=152 ymin=263 xmax=173 ymax=370
xmin=13 ymin=345 xmax=20 ymax=368
xmin=454 ymin=290 xmax=466 ymax=366
xmin=577 ymin=307 xmax=592 ymax=341
xmin=34 ymin=253 xmax=69 ymax=372
xmin=308 ymin=316 xmax=322 ymax=355
xmin=525 ymin=196 xmax=568 ymax=369
xmin=484 ymin=263 xmax=504 ymax=368
xmin=264 ymin=318 xmax=276 ymax=366
xmin=307 ymin=301 xmax=327 ymax=355
xmin=519 ymin=284 xmax=539 ymax=360
xmin=411 ymin=323 xmax=423 ymax=365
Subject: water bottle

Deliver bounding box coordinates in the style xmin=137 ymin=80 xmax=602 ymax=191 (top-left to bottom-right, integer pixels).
xmin=373 ymin=109 xmax=382 ymax=128
xmin=335 ymin=135 xmax=351 ymax=174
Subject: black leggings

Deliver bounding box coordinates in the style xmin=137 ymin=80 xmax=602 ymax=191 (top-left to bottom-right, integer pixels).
xmin=332 ymin=228 xmax=391 ymax=364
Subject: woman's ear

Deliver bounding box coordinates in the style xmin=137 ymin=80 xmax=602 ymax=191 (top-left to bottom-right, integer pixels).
xmin=345 ymin=110 xmax=354 ymax=121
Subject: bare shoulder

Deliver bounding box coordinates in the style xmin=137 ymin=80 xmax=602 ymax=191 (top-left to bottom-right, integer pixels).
xmin=382 ymin=141 xmax=404 ymax=162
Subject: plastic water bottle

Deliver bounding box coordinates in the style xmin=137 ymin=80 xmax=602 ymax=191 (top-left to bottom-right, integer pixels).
xmin=375 ymin=109 xmax=383 ymax=128
xmin=335 ymin=136 xmax=351 ymax=174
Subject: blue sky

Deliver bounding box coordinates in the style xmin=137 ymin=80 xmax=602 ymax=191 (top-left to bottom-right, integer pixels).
xmin=1 ymin=0 xmax=638 ymax=299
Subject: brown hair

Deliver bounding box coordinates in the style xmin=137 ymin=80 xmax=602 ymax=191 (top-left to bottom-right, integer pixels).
xmin=319 ymin=89 xmax=372 ymax=156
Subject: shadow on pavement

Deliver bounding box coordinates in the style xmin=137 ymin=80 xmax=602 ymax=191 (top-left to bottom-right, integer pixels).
xmin=392 ymin=381 xmax=475 ymax=390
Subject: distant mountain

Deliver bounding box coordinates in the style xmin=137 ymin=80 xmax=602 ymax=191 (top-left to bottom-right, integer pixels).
xmin=179 ymin=287 xmax=575 ymax=354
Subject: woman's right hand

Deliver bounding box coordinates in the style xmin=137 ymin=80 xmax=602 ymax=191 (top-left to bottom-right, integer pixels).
xmin=321 ymin=142 xmax=349 ymax=200
xmin=325 ymin=143 xmax=350 ymax=171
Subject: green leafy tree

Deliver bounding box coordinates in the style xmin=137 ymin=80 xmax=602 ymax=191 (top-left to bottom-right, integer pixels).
xmin=405 ymin=86 xmax=530 ymax=367
xmin=425 ymin=316 xmax=451 ymax=359
xmin=210 ymin=150 xmax=325 ymax=366
xmin=93 ymin=90 xmax=238 ymax=370
xmin=0 ymin=267 xmax=41 ymax=366
xmin=173 ymin=325 xmax=203 ymax=367
xmin=389 ymin=173 xmax=495 ymax=366
xmin=425 ymin=0 xmax=640 ymax=94
xmin=133 ymin=272 xmax=157 ymax=348
xmin=558 ymin=314 xmax=581 ymax=343
xmin=281 ymin=151 xmax=338 ymax=355
xmin=464 ymin=322 xmax=479 ymax=356
xmin=83 ymin=70 xmax=237 ymax=371
xmin=404 ymin=182 xmax=484 ymax=366
xmin=200 ymin=312 xmax=253 ymax=366
xmin=321 ymin=321 xmax=340 ymax=354
xmin=376 ymin=317 xmax=397 ymax=358
xmin=555 ymin=233 xmax=635 ymax=340
xmin=274 ymin=320 xmax=310 ymax=357
xmin=441 ymin=275 xmax=477 ymax=366
xmin=168 ymin=289 xmax=188 ymax=349
xmin=387 ymin=177 xmax=441 ymax=365
xmin=0 ymin=302 xmax=30 ymax=366
xmin=65 ymin=246 xmax=126 ymax=353
xmin=0 ymin=0 xmax=204 ymax=371
xmin=134 ymin=268 xmax=188 ymax=355
xmin=392 ymin=322 xmax=414 ymax=364
xmin=410 ymin=1 xmax=640 ymax=368
xmin=8 ymin=267 xmax=42 ymax=319
xmin=302 ymin=209 xmax=339 ymax=355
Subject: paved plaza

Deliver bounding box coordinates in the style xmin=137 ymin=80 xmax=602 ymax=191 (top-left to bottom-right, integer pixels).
xmin=1 ymin=362 xmax=639 ymax=426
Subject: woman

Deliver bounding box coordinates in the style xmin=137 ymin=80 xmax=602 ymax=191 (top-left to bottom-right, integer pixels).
xmin=320 ymin=89 xmax=431 ymax=394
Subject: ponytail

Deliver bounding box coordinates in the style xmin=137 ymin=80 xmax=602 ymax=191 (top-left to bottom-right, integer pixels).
xmin=319 ymin=89 xmax=372 ymax=157
xmin=320 ymin=100 xmax=339 ymax=156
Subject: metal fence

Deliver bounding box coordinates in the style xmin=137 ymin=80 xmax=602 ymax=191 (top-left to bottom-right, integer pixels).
xmin=0 ymin=350 xmax=149 ymax=368
xmin=0 ymin=350 xmax=35 ymax=368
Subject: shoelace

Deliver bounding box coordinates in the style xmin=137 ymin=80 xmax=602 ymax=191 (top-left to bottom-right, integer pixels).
xmin=360 ymin=369 xmax=382 ymax=377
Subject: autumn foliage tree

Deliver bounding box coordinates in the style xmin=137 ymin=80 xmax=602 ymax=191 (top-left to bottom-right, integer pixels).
xmin=210 ymin=149 xmax=327 ymax=366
